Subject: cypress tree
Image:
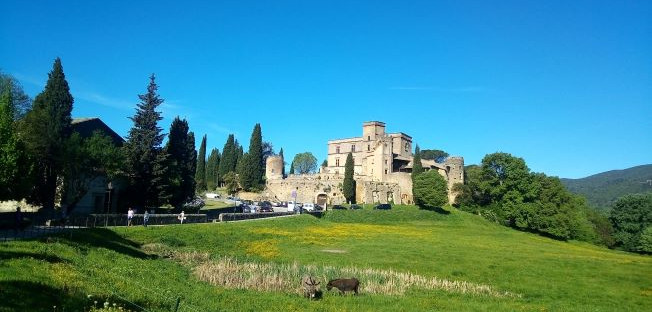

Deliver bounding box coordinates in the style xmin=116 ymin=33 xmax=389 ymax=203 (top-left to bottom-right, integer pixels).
xmin=240 ymin=124 xmax=263 ymax=190
xmin=165 ymin=117 xmax=196 ymax=208
xmin=412 ymin=144 xmax=424 ymax=179
xmin=279 ymin=148 xmax=285 ymax=177
xmin=206 ymin=148 xmax=220 ymax=190
xmin=20 ymin=58 xmax=73 ymax=210
xmin=217 ymin=134 xmax=236 ymax=185
xmin=124 ymin=74 xmax=166 ymax=209
xmin=289 ymin=160 xmax=295 ymax=175
xmin=195 ymin=134 xmax=207 ymax=191
xmin=343 ymin=152 xmax=356 ymax=204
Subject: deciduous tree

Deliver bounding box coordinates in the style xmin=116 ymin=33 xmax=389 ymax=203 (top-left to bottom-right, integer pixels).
xmin=292 ymin=152 xmax=317 ymax=174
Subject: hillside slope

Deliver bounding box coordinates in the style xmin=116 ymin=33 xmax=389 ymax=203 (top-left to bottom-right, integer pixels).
xmin=561 ymin=164 xmax=652 ymax=211
xmin=1 ymin=206 xmax=650 ymax=311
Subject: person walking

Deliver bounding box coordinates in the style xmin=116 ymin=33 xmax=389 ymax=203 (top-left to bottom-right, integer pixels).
xmin=127 ymin=207 xmax=134 ymax=226
xmin=143 ymin=210 xmax=150 ymax=227
xmin=178 ymin=211 xmax=185 ymax=224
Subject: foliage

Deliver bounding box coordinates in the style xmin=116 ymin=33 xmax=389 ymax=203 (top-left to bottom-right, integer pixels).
xmin=0 ymin=76 xmax=31 ymax=200
xmin=343 ymin=153 xmax=356 ymax=203
xmin=561 ymin=164 xmax=652 ymax=212
xmin=291 ymin=152 xmax=317 ymax=174
xmin=420 ymin=149 xmax=449 ymax=163
xmin=205 ymin=148 xmax=220 ymax=190
xmin=239 ymin=124 xmax=263 ymax=191
xmin=411 ymin=144 xmax=423 ymax=180
xmin=222 ymin=171 xmax=239 ymax=195
xmin=218 ymin=134 xmax=238 ymax=185
xmin=165 ymin=118 xmax=197 ymax=209
xmin=123 ymin=74 xmax=167 ymax=209
xmin=18 ymin=58 xmax=73 ymax=210
xmin=413 ymin=170 xmax=448 ymax=208
xmin=289 ymin=159 xmax=295 ymax=174
xmin=61 ymin=131 xmax=123 ymax=213
xmin=638 ymin=226 xmax=652 ymax=254
xmin=609 ymin=193 xmax=652 ymax=252
xmin=278 ymin=148 xmax=285 ymax=177
xmin=0 ymin=71 xmax=32 ymax=119
xmin=195 ymin=134 xmax=207 ymax=191
xmin=321 ymin=159 xmax=327 ymax=167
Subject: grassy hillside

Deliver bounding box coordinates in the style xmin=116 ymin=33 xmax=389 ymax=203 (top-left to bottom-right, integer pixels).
xmin=561 ymin=164 xmax=652 ymax=211
xmin=1 ymin=206 xmax=651 ymax=311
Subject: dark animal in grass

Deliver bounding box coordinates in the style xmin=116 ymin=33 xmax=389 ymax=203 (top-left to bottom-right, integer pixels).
xmin=302 ymin=275 xmax=321 ymax=299
xmin=326 ymin=278 xmax=359 ymax=295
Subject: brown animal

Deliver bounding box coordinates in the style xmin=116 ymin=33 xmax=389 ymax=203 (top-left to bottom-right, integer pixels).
xmin=326 ymin=278 xmax=359 ymax=295
xmin=302 ymin=275 xmax=321 ymax=299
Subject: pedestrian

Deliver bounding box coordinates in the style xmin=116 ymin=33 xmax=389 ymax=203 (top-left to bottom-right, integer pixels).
xmin=127 ymin=207 xmax=134 ymax=226
xmin=178 ymin=210 xmax=185 ymax=224
xmin=143 ymin=210 xmax=149 ymax=227
xmin=14 ymin=207 xmax=23 ymax=234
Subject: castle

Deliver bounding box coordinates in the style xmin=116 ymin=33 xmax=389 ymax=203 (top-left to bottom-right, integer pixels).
xmin=264 ymin=121 xmax=464 ymax=206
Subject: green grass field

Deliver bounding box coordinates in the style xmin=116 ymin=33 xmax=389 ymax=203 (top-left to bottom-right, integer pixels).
xmin=1 ymin=205 xmax=650 ymax=311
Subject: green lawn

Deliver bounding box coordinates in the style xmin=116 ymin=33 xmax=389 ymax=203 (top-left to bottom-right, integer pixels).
xmin=1 ymin=205 xmax=650 ymax=311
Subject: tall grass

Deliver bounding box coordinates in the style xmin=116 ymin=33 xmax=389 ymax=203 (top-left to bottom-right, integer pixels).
xmin=193 ymin=256 xmax=520 ymax=298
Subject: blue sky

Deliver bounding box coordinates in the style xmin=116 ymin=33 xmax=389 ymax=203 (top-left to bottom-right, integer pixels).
xmin=1 ymin=0 xmax=650 ymax=179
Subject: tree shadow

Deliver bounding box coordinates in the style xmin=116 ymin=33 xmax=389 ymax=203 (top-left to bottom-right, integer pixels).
xmin=419 ymin=206 xmax=451 ymax=214
xmin=55 ymin=228 xmax=152 ymax=259
xmin=0 ymin=280 xmax=88 ymax=311
xmin=0 ymin=250 xmax=65 ymax=263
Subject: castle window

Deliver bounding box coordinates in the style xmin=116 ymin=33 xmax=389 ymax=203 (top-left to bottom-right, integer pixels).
xmin=367 ymin=144 xmax=370 ymax=151
xmin=384 ymin=169 xmax=388 ymax=174
xmin=368 ymin=136 xmax=370 ymax=141
xmin=336 ymin=146 xmax=340 ymax=154
xmin=351 ymin=145 xmax=355 ymax=152
xmin=405 ymin=143 xmax=409 ymax=152
xmin=271 ymin=169 xmax=275 ymax=173
xmin=336 ymin=158 xmax=340 ymax=166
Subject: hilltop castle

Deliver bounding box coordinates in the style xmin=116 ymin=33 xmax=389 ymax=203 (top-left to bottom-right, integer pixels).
xmin=265 ymin=121 xmax=464 ymax=206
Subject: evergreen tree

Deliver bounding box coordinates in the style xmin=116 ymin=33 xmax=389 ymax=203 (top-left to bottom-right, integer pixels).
xmin=0 ymin=79 xmax=30 ymax=200
xmin=343 ymin=152 xmax=356 ymax=203
xmin=279 ymin=148 xmax=285 ymax=177
xmin=411 ymin=144 xmax=424 ymax=180
xmin=413 ymin=170 xmax=448 ymax=209
xmin=218 ymin=134 xmax=237 ymax=184
xmin=239 ymin=124 xmax=263 ymax=190
xmin=195 ymin=134 xmax=207 ymax=191
xmin=124 ymin=74 xmax=166 ymax=209
xmin=206 ymin=148 xmax=220 ymax=190
xmin=19 ymin=58 xmax=73 ymax=210
xmin=165 ymin=117 xmax=196 ymax=209
xmin=289 ymin=160 xmax=295 ymax=175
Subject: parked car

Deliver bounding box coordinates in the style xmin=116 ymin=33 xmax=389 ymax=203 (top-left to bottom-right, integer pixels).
xmin=205 ymin=193 xmax=220 ymax=199
xmin=332 ymin=205 xmax=347 ymax=210
xmin=374 ymin=203 xmax=392 ymax=210
xmin=259 ymin=206 xmax=273 ymax=213
xmin=303 ymin=203 xmax=315 ymax=212
xmin=314 ymin=204 xmax=324 ymax=211
xmin=350 ymin=204 xmax=362 ymax=210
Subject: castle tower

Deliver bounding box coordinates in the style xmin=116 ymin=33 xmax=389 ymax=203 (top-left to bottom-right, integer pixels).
xmin=362 ymin=121 xmax=386 ymax=143
xmin=266 ymin=155 xmax=284 ymax=180
xmin=444 ymin=156 xmax=465 ymax=203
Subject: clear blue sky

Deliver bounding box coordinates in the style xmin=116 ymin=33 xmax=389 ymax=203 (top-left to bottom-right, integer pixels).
xmin=1 ymin=0 xmax=650 ymax=179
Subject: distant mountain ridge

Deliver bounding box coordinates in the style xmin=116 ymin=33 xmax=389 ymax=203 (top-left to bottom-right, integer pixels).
xmin=561 ymin=164 xmax=652 ymax=212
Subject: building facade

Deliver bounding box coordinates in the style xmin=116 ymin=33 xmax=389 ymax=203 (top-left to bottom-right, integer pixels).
xmin=265 ymin=121 xmax=464 ymax=205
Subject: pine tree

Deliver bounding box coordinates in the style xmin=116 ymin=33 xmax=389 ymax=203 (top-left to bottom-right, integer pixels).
xmin=279 ymin=148 xmax=285 ymax=177
xmin=165 ymin=117 xmax=196 ymax=209
xmin=206 ymin=148 xmax=220 ymax=190
xmin=343 ymin=152 xmax=356 ymax=204
xmin=19 ymin=58 xmax=73 ymax=210
xmin=124 ymin=74 xmax=166 ymax=209
xmin=195 ymin=134 xmax=207 ymax=191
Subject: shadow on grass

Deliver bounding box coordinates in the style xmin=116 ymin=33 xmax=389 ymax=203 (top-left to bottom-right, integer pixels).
xmin=0 ymin=280 xmax=87 ymax=311
xmin=0 ymin=250 xmax=65 ymax=263
xmin=58 ymin=228 xmax=152 ymax=259
xmin=419 ymin=206 xmax=451 ymax=214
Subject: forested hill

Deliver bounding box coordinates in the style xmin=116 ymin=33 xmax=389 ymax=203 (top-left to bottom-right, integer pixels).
xmin=561 ymin=164 xmax=652 ymax=212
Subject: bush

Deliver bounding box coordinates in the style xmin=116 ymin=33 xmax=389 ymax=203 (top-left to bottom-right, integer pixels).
xmin=413 ymin=170 xmax=448 ymax=209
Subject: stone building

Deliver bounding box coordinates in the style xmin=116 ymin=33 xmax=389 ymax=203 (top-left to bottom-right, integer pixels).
xmin=264 ymin=121 xmax=464 ymax=206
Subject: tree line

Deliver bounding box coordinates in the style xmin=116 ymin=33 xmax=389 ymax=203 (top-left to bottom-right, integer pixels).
xmin=0 ymin=59 xmax=273 ymax=213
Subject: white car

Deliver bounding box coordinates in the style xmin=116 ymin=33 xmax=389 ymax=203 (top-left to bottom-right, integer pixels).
xmin=303 ymin=203 xmax=315 ymax=212
xmin=205 ymin=193 xmax=220 ymax=199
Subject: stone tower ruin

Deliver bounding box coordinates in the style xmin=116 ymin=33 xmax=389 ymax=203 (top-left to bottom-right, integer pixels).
xmin=265 ymin=155 xmax=284 ymax=180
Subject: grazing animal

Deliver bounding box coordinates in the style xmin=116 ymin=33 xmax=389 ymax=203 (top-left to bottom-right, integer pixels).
xmin=326 ymin=278 xmax=360 ymax=295
xmin=302 ymin=275 xmax=321 ymax=299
